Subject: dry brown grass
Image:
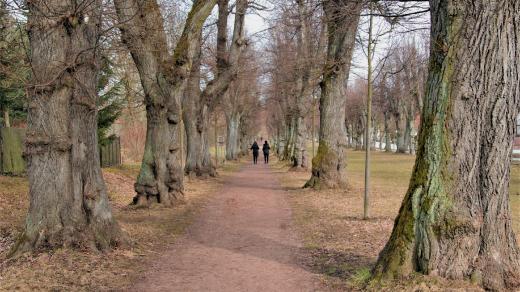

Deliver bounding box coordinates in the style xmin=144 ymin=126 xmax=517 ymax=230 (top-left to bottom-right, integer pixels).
xmin=0 ymin=161 xmax=242 ymax=291
xmin=275 ymin=150 xmax=520 ymax=291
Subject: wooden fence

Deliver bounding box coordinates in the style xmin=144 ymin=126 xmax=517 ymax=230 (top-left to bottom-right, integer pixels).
xmin=99 ymin=136 xmax=122 ymax=168
xmin=0 ymin=127 xmax=26 ymax=175
xmin=0 ymin=129 xmax=121 ymax=174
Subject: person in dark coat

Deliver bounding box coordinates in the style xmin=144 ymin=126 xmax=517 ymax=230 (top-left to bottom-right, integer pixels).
xmin=251 ymin=141 xmax=260 ymax=164
xmin=262 ymin=141 xmax=271 ymax=164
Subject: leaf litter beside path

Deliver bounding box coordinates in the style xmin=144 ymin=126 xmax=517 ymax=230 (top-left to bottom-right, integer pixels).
xmin=0 ymin=161 xmax=242 ymax=291
xmin=272 ymin=150 xmax=500 ymax=291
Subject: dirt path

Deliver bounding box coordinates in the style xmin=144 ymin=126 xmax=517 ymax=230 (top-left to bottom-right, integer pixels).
xmin=130 ymin=162 xmax=321 ymax=292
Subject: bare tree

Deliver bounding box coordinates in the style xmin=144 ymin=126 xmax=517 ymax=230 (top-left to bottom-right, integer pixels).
xmin=184 ymin=0 xmax=248 ymax=172
xmin=114 ymin=0 xmax=216 ymax=205
xmin=264 ymin=0 xmax=325 ymax=168
xmin=305 ymin=0 xmax=363 ymax=189
xmin=223 ymin=44 xmax=260 ymax=160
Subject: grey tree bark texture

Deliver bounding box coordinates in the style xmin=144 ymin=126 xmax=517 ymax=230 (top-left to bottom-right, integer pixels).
xmin=182 ymin=33 xmax=215 ymax=178
xmin=10 ymin=0 xmax=124 ymax=256
xmin=372 ymin=1 xmax=520 ymax=290
xmin=225 ymin=110 xmax=241 ymax=160
xmin=290 ymin=0 xmax=314 ymax=170
xmin=305 ymin=0 xmax=363 ymax=189
xmin=114 ymin=0 xmax=216 ymax=206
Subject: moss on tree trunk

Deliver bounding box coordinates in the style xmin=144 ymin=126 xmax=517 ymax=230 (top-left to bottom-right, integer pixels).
xmin=372 ymin=1 xmax=520 ymax=290
xmin=0 ymin=127 xmax=25 ymax=175
xmin=305 ymin=0 xmax=363 ymax=189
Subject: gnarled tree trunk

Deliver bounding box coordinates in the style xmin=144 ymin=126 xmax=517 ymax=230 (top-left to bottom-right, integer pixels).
xmin=115 ymin=0 xmax=216 ymax=206
xmin=183 ymin=37 xmax=216 ymax=178
xmin=305 ymin=0 xmax=362 ymax=189
xmin=11 ymin=0 xmax=123 ymax=256
xmin=373 ymin=1 xmax=520 ymax=290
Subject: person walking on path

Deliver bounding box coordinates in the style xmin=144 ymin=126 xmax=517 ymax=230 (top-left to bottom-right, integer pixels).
xmin=251 ymin=141 xmax=260 ymax=164
xmin=262 ymin=141 xmax=271 ymax=164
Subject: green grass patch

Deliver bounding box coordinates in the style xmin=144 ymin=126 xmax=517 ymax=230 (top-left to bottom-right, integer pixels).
xmin=104 ymin=164 xmax=141 ymax=179
xmin=351 ymin=267 xmax=372 ymax=286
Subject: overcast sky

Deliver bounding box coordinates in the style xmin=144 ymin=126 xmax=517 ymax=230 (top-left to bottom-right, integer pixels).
xmin=242 ymin=2 xmax=430 ymax=82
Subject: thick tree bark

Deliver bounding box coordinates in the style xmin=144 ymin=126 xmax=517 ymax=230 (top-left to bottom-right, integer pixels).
xmin=114 ymin=0 xmax=216 ymax=206
xmin=183 ymin=36 xmax=216 ymax=178
xmin=11 ymin=0 xmax=123 ymax=256
xmin=373 ymin=1 xmax=520 ymax=290
xmin=183 ymin=105 xmax=214 ymax=177
xmin=305 ymin=0 xmax=362 ymax=189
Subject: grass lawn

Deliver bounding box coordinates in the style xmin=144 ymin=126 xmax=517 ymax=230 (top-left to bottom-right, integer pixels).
xmin=276 ymin=149 xmax=520 ymax=291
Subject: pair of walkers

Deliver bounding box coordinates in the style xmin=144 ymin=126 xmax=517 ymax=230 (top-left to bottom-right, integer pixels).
xmin=251 ymin=141 xmax=270 ymax=164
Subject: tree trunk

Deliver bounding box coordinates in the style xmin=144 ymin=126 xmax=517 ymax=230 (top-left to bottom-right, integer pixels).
xmin=183 ymin=32 xmax=216 ymax=178
xmin=346 ymin=123 xmax=353 ymax=148
xmin=384 ymin=112 xmax=392 ymax=152
xmin=402 ymin=107 xmax=413 ymax=154
xmin=3 ymin=109 xmax=10 ymax=128
xmin=11 ymin=0 xmax=123 ymax=256
xmin=305 ymin=0 xmax=362 ymax=189
xmin=373 ymin=1 xmax=520 ymax=290
xmin=291 ymin=116 xmax=308 ymax=169
xmin=239 ymin=130 xmax=250 ymax=157
xmin=225 ymin=112 xmax=240 ymax=160
xmin=277 ymin=132 xmax=284 ymax=156
xmin=115 ymin=0 xmax=216 ymax=205
xmin=290 ymin=0 xmax=314 ymax=171
xmin=184 ymin=104 xmax=214 ymax=177
xmin=371 ymin=122 xmax=377 ymax=150
xmin=379 ymin=128 xmax=384 ymax=151
xmin=205 ymin=0 xmax=248 ymax=163
xmin=282 ymin=115 xmax=295 ymax=161
xmin=395 ymin=112 xmax=407 ymax=153
xmin=275 ymin=126 xmax=282 ymax=156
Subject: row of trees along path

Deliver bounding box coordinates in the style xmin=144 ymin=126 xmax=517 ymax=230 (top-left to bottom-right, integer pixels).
xmin=7 ymin=0 xmax=520 ymax=291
